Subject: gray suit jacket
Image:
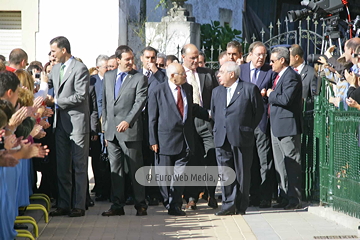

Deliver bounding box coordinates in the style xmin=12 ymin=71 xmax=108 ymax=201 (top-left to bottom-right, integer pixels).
xmin=48 ymin=58 xmax=90 ymax=135
xmin=102 ymin=69 xmax=148 ymax=142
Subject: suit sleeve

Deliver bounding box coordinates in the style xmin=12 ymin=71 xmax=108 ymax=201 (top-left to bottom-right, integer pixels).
xmin=56 ymin=64 xmax=90 ymax=109
xmin=151 ymin=69 xmax=166 ymax=84
xmin=102 ymin=74 xmax=108 ymax=131
xmin=252 ymin=85 xmax=264 ymax=128
xmin=148 ymin=89 xmax=159 ymax=146
xmin=269 ymin=74 xmax=302 ymax=107
xmin=124 ymin=75 xmax=148 ymax=127
xmin=89 ymin=86 xmax=99 ymax=135
xmin=192 ymin=104 xmax=210 ymax=121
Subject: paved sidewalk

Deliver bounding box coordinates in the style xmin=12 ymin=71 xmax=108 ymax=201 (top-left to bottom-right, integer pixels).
xmin=29 ymin=199 xmax=359 ymax=240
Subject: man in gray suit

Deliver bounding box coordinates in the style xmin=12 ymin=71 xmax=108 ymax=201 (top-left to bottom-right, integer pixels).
xmin=48 ymin=36 xmax=90 ymax=217
xmin=101 ymin=45 xmax=148 ymax=216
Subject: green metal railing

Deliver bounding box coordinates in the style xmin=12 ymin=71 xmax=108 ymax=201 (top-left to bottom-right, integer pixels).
xmin=312 ymin=77 xmax=360 ymax=219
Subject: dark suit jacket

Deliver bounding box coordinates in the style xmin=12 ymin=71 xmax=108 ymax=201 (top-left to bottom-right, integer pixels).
xmin=268 ymin=67 xmax=303 ymax=138
xmin=299 ymin=64 xmax=317 ymax=99
xmin=211 ymin=80 xmax=264 ymax=148
xmin=196 ymin=67 xmax=218 ymax=110
xmin=90 ymin=74 xmax=103 ymax=119
xmin=148 ymin=82 xmax=209 ymax=155
xmin=89 ymin=85 xmax=99 ymax=136
xmin=102 ymin=69 xmax=148 ymax=142
xmin=240 ymin=62 xmax=276 ymax=133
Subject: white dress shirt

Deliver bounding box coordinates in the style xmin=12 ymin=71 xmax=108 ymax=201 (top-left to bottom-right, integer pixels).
xmin=184 ymin=66 xmax=203 ymax=106
xmin=168 ymin=80 xmax=188 ymax=122
xmin=227 ymin=79 xmax=239 ymax=106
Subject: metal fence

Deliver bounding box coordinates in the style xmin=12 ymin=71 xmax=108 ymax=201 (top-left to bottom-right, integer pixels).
xmin=314 ymin=77 xmax=360 ymax=219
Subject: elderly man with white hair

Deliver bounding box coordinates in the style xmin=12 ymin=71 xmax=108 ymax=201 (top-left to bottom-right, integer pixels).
xmin=211 ymin=61 xmax=263 ymax=215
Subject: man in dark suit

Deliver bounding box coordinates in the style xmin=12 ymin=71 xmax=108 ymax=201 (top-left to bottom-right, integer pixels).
xmin=148 ymin=63 xmax=210 ymax=216
xmin=140 ymin=46 xmax=166 ymax=205
xmin=240 ymin=41 xmax=276 ymax=208
xmin=48 ymin=36 xmax=90 ymax=217
xmin=289 ymin=44 xmax=317 ymax=102
xmin=101 ymin=45 xmax=148 ymax=216
xmin=181 ymin=43 xmax=219 ymax=210
xmin=89 ymin=54 xmax=111 ymax=201
xmin=212 ymin=61 xmax=263 ymax=215
xmin=267 ymin=47 xmax=303 ymax=210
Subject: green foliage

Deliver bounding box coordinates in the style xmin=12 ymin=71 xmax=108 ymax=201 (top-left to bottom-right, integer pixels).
xmin=200 ymin=21 xmax=242 ymax=61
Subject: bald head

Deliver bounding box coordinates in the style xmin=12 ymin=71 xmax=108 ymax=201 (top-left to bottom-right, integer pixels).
xmin=181 ymin=44 xmax=199 ymax=71
xmin=167 ymin=63 xmax=187 ymax=86
xmin=9 ymin=48 xmax=28 ymax=69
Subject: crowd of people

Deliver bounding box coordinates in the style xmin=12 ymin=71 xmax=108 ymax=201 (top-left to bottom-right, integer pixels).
xmin=1 ymin=34 xmax=360 ymax=239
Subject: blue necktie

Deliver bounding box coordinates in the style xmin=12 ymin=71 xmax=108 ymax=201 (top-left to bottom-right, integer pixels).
xmin=114 ymin=72 xmax=125 ymax=99
xmin=252 ymin=68 xmax=259 ymax=84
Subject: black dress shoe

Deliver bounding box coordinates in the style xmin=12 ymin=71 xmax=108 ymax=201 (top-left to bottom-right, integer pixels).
xmin=136 ymin=207 xmax=148 ymax=216
xmin=208 ymin=197 xmax=218 ymax=209
xmin=259 ymin=200 xmax=271 ymax=208
xmin=102 ymin=208 xmax=125 ymax=216
xmin=272 ymin=200 xmax=289 ymax=208
xmin=168 ymin=207 xmax=186 ymax=216
xmin=215 ymin=210 xmax=235 ymax=216
xmin=249 ymin=199 xmax=260 ymax=207
xmin=284 ymin=203 xmax=302 ymax=210
xmin=69 ymin=208 xmax=85 ymax=217
xmin=50 ymin=208 xmax=70 ymax=216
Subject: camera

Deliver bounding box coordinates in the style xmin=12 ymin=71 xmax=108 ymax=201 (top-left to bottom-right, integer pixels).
xmin=307 ymin=54 xmax=326 ymax=64
xmin=287 ymin=0 xmax=344 ymax=23
xmin=35 ymin=73 xmax=41 ymax=79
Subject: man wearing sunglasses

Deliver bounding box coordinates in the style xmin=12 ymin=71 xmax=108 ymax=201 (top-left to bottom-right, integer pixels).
xmin=267 ymin=47 xmax=303 ymax=210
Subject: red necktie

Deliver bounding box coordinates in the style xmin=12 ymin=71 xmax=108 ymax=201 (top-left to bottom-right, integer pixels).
xmin=176 ymin=86 xmax=184 ymax=118
xmin=272 ymin=75 xmax=280 ymax=90
xmin=269 ymin=75 xmax=280 ymax=116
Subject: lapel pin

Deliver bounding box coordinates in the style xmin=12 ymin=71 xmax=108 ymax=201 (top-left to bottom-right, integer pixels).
xmin=237 ymin=92 xmax=240 ymax=94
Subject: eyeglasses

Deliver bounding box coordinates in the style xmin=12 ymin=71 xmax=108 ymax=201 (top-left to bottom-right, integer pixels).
xmin=270 ymin=59 xmax=280 ymax=64
xmin=174 ymin=72 xmax=186 ymax=76
xmin=156 ymin=63 xmax=165 ymax=68
xmin=254 ymin=53 xmax=267 ymax=58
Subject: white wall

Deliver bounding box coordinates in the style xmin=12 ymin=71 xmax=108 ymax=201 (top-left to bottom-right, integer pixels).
xmin=35 ymin=0 xmax=121 ymax=68
xmin=146 ymin=0 xmax=243 ymax=32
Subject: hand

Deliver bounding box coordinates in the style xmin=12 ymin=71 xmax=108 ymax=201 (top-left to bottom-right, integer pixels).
xmin=42 ymin=108 xmax=53 ymax=118
xmin=8 ymin=107 xmax=31 ymax=129
xmin=34 ymin=130 xmax=46 ymax=139
xmin=39 ymin=119 xmax=51 ymax=129
xmin=324 ymin=45 xmax=335 ymax=59
xmin=261 ymin=88 xmax=266 ymax=97
xmin=147 ymin=62 xmax=158 ymax=73
xmin=91 ymin=135 xmax=99 ymax=141
xmin=346 ymin=97 xmax=360 ymax=110
xmin=29 ymin=124 xmax=43 ymax=138
xmin=116 ymin=121 xmax=129 ymax=132
xmin=41 ymin=72 xmax=49 ymax=83
xmin=45 ymin=95 xmax=54 ymax=106
xmin=236 ymin=57 xmax=244 ymax=65
xmin=33 ymin=96 xmax=44 ymax=109
xmin=345 ymin=70 xmax=357 ymax=86
xmin=151 ymin=144 xmax=159 ymax=153
xmin=0 ymin=153 xmax=19 ymax=167
xmin=4 ymin=134 xmax=17 ymax=150
xmin=266 ymin=88 xmax=273 ymax=97
xmin=318 ymin=56 xmax=328 ymax=65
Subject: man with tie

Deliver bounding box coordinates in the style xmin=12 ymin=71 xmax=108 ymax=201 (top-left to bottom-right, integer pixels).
xmin=211 ymin=61 xmax=263 ymax=215
xmin=181 ymin=43 xmax=219 ymax=210
xmin=140 ymin=46 xmax=166 ymax=205
xmin=289 ymin=44 xmax=317 ymax=104
xmin=267 ymin=47 xmax=303 ymax=210
xmin=148 ymin=63 xmax=210 ymax=216
xmin=240 ymin=41 xmax=277 ymax=208
xmin=101 ymin=45 xmax=148 ymax=216
xmin=48 ymin=36 xmax=90 ymax=217
xmin=226 ymin=41 xmax=243 ymax=65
